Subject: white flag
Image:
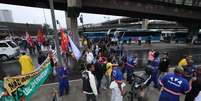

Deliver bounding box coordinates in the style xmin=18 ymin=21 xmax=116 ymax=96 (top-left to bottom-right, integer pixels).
xmin=68 ymin=35 xmax=81 ymax=60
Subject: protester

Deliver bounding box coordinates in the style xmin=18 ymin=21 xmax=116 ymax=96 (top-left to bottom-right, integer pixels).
xmin=158 ymin=52 xmax=170 ymax=78
xmin=159 ymin=67 xmax=193 ymax=101
xmin=86 ymin=49 xmax=94 ymax=64
xmin=105 ymin=57 xmax=118 ymax=89
xmin=183 ymin=59 xmax=196 ymax=81
xmin=34 ymin=41 xmax=41 ymax=53
xmin=178 ymin=55 xmax=190 ymax=70
xmin=37 ymin=51 xmax=47 ymax=66
xmin=94 ymin=44 xmax=100 ymax=58
xmin=147 ymin=49 xmax=155 ymax=65
xmin=185 ymin=66 xmax=201 ymax=101
xmin=94 ymin=62 xmax=103 ymax=94
xmin=126 ymin=54 xmax=137 ymax=84
xmin=138 ymin=36 xmax=142 ymax=46
xmin=0 ymin=62 xmax=5 ymax=80
xmin=82 ymin=64 xmax=98 ymax=101
xmin=56 ymin=64 xmax=69 ymax=96
xmin=28 ymin=42 xmax=35 ymax=55
xmin=19 ymin=52 xmax=35 ymax=75
xmin=147 ymin=51 xmax=160 ymax=88
xmin=110 ymin=62 xmax=125 ymax=101
xmin=94 ymin=53 xmax=106 ymax=94
xmin=117 ymin=43 xmax=123 ymax=57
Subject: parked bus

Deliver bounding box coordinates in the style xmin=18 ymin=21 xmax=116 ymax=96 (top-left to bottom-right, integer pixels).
xmin=113 ymin=29 xmax=161 ymax=44
xmin=83 ymin=32 xmax=107 ymax=42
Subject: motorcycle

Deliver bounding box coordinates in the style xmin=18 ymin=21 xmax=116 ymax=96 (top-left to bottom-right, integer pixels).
xmin=124 ymin=68 xmax=152 ymax=101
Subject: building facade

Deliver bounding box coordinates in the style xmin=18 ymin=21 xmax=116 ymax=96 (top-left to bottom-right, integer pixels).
xmin=0 ymin=10 xmax=14 ymax=22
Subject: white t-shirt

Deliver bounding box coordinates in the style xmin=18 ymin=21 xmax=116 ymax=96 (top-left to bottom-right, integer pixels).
xmin=195 ymin=91 xmax=201 ymax=101
xmin=110 ymin=81 xmax=126 ymax=101
xmin=86 ymin=52 xmax=94 ymax=64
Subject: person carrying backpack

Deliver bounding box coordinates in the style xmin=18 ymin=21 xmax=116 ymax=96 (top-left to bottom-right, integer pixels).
xmin=82 ymin=64 xmax=98 ymax=101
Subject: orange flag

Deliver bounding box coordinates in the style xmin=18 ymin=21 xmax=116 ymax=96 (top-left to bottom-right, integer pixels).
xmin=61 ymin=29 xmax=69 ymax=53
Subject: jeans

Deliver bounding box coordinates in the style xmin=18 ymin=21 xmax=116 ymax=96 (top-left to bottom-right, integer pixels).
xmin=105 ymin=75 xmax=111 ymax=88
xmin=147 ymin=69 xmax=159 ymax=87
xmin=86 ymin=94 xmax=96 ymax=101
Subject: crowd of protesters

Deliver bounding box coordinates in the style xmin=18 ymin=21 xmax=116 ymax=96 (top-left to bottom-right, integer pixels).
xmin=1 ymin=35 xmax=201 ymax=101
xmin=80 ymin=37 xmax=201 ymax=101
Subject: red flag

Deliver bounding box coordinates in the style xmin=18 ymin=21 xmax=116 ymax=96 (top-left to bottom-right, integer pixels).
xmin=37 ymin=30 xmax=45 ymax=44
xmin=61 ymin=29 xmax=69 ymax=53
xmin=26 ymin=32 xmax=34 ymax=47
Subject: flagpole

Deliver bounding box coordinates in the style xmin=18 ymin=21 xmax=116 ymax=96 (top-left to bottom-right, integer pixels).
xmin=49 ymin=0 xmax=63 ymax=66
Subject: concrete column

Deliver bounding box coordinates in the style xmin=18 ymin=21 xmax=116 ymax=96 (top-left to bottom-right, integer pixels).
xmin=68 ymin=17 xmax=79 ymax=44
xmin=67 ymin=0 xmax=81 ymax=46
xmin=65 ymin=11 xmax=70 ymax=30
xmin=142 ymin=19 xmax=149 ymax=29
xmin=188 ymin=24 xmax=200 ymax=44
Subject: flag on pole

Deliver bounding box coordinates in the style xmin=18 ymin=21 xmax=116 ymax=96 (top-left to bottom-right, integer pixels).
xmin=37 ymin=30 xmax=45 ymax=44
xmin=26 ymin=32 xmax=34 ymax=47
xmin=61 ymin=29 xmax=69 ymax=53
xmin=68 ymin=35 xmax=81 ymax=61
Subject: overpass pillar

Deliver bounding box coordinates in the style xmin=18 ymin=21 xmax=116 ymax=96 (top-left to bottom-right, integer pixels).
xmin=142 ymin=19 xmax=149 ymax=29
xmin=188 ymin=24 xmax=200 ymax=44
xmin=67 ymin=0 xmax=81 ymax=46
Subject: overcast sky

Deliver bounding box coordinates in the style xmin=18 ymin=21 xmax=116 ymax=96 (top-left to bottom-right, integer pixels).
xmin=0 ymin=3 xmax=122 ymax=28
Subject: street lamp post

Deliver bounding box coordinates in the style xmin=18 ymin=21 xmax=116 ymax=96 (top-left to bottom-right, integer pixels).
xmin=49 ymin=0 xmax=62 ymax=66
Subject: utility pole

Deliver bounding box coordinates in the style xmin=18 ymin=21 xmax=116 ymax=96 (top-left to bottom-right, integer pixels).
xmin=49 ymin=0 xmax=62 ymax=66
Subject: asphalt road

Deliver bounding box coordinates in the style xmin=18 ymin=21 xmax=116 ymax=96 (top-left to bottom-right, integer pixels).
xmin=1 ymin=43 xmax=201 ymax=82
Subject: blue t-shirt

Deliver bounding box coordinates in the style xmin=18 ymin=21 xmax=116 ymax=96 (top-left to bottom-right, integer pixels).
xmin=112 ymin=68 xmax=123 ymax=81
xmin=159 ymin=73 xmax=190 ymax=101
xmin=56 ymin=66 xmax=69 ymax=80
xmin=126 ymin=57 xmax=137 ymax=69
xmin=151 ymin=57 xmax=160 ymax=70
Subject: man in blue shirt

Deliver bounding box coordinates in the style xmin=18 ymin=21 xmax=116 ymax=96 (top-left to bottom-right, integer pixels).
xmin=159 ymin=67 xmax=193 ymax=101
xmin=126 ymin=55 xmax=137 ymax=84
xmin=147 ymin=51 xmax=160 ymax=88
xmin=56 ymin=65 xmax=70 ymax=96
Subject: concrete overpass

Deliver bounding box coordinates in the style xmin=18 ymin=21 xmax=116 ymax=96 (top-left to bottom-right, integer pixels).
xmin=1 ymin=0 xmax=201 ymax=36
xmin=78 ymin=20 xmax=187 ymax=32
xmin=1 ymin=0 xmax=201 ymax=21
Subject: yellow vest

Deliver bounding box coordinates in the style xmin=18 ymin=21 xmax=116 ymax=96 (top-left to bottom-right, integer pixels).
xmin=19 ymin=55 xmax=35 ymax=75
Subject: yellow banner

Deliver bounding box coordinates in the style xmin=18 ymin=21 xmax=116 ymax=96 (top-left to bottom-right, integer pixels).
xmin=4 ymin=56 xmax=51 ymax=95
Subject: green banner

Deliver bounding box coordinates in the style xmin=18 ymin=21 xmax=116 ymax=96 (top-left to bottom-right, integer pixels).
xmin=21 ymin=63 xmax=52 ymax=100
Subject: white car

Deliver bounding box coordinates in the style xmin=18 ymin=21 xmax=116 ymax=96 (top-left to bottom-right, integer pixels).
xmin=0 ymin=40 xmax=20 ymax=62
